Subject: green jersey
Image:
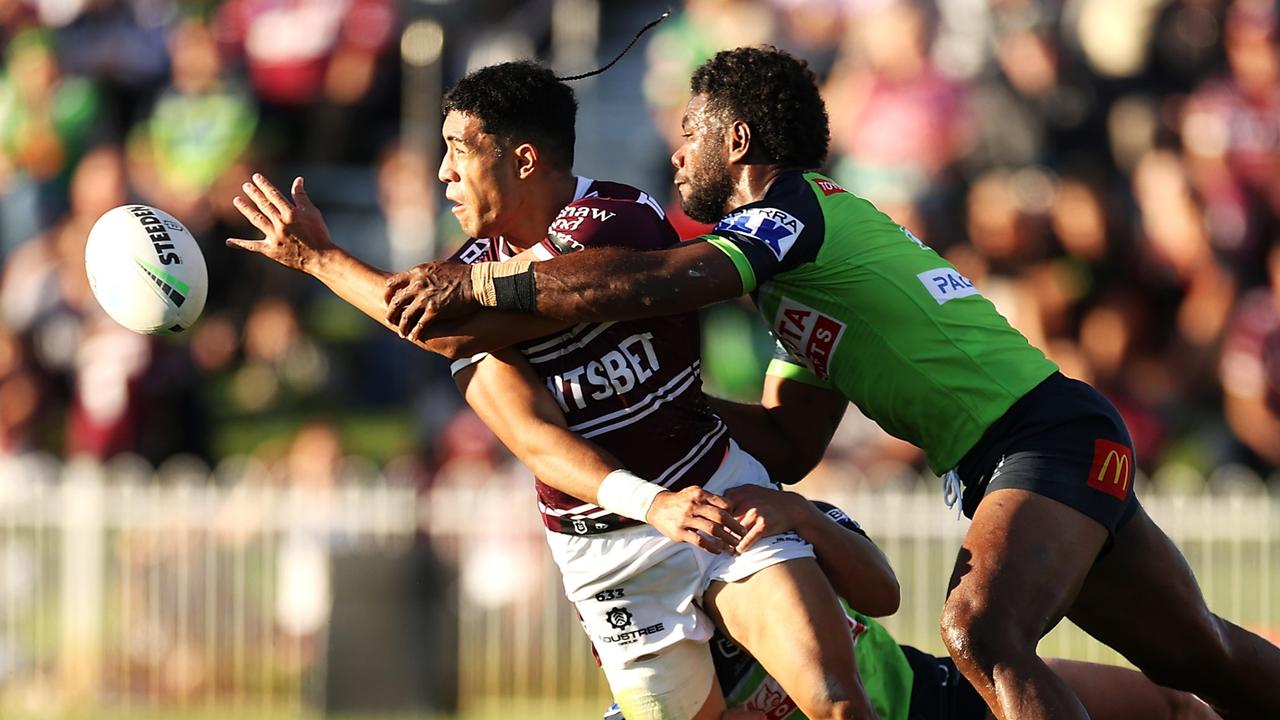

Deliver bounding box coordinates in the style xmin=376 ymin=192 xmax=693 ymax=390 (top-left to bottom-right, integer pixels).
xmin=702 ymin=171 xmax=1058 ymax=472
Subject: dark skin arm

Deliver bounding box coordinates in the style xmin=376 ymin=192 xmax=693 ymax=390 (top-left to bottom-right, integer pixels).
xmin=708 ymin=374 xmax=848 ymax=485
xmin=225 ymin=173 xmax=568 ymax=360
xmin=726 ymin=484 xmax=900 ymax=617
xmin=385 ymin=241 xmax=745 ymax=341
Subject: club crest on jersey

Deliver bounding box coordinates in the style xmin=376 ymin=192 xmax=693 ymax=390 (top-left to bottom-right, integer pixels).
xmin=773 ymin=298 xmax=845 ymax=381
xmin=606 ymin=607 xmax=633 ymax=630
xmin=715 ymin=207 xmax=804 ymax=261
xmin=918 ymin=267 xmax=979 ymax=305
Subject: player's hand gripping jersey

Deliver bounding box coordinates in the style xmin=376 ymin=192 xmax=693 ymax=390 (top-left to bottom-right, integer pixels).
xmin=701 ymin=172 xmax=1059 ymax=473
xmin=451 ymin=178 xmax=730 ymax=534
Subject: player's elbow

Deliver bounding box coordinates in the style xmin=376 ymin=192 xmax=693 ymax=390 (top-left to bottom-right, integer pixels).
xmin=863 ymin=574 xmax=901 ymax=617
xmin=774 ymin=444 xmax=828 ymax=485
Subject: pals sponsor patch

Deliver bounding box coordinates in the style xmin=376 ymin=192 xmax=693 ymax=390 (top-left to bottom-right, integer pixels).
xmin=917 ymin=267 xmax=979 ymax=304
xmin=772 ymin=298 xmax=845 ymax=381
xmin=715 ymin=207 xmax=804 ymax=261
xmin=1087 ymin=438 xmax=1133 ymax=501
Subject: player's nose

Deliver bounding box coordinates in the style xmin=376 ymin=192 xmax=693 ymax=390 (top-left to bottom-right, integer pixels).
xmin=437 ymin=154 xmax=457 ymax=183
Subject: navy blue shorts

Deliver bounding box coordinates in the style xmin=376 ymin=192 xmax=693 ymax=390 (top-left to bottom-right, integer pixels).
xmin=954 ymin=373 xmax=1140 ymax=542
xmin=902 ymin=645 xmax=988 ymax=720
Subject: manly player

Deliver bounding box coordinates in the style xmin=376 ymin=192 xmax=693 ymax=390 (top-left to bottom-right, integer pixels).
xmin=228 ymin=61 xmax=871 ymax=720
xmin=383 ymin=47 xmax=1280 ymax=719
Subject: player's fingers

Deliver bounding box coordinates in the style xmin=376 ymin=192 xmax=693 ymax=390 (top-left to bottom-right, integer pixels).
xmin=252 ymin=173 xmax=293 ymax=214
xmin=240 ymin=182 xmax=279 ymax=224
xmin=397 ymin=296 xmax=427 ymax=337
xmin=385 ymin=281 xmax=418 ymax=315
xmin=225 ymin=238 xmax=264 ymax=254
xmin=232 ymin=196 xmax=275 ymax=236
xmin=735 ymin=516 xmax=769 ymax=554
xmin=291 ymin=176 xmax=316 ymax=210
xmin=694 ymin=489 xmax=733 ymax=512
xmin=690 ymin=516 xmax=743 ymax=552
xmin=695 ymin=502 xmax=748 ymax=538
xmin=385 ymin=270 xmax=412 ymax=293
xmin=682 ymin=529 xmax=723 ymax=555
xmin=407 ymin=312 xmax=432 ymax=343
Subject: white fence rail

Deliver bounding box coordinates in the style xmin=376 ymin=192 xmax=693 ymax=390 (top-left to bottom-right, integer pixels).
xmin=0 ymin=455 xmax=1277 ymax=717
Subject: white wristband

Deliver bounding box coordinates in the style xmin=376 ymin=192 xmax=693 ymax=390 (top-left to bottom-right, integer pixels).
xmin=596 ymin=470 xmax=666 ymax=522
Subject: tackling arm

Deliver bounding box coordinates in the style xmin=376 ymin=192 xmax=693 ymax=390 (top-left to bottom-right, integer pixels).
xmin=708 ymin=374 xmax=848 ymax=485
xmin=386 ymin=241 xmax=746 ymax=334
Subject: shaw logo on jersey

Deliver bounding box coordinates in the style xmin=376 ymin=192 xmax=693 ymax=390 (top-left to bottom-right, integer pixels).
xmin=918 ymin=267 xmax=979 ymax=305
xmin=773 ymin=299 xmax=845 ymax=381
xmin=715 ymin=207 xmax=804 ymax=261
xmin=544 ymin=331 xmax=661 ymax=412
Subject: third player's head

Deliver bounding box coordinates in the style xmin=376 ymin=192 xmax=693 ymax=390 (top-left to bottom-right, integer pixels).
xmin=673 ymin=46 xmax=830 ymax=223
xmin=439 ymin=61 xmax=578 ymax=239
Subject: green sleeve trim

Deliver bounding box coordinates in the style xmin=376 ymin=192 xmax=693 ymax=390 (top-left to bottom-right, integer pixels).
xmin=704 ymin=235 xmax=758 ymax=293
xmin=766 ymin=358 xmax=830 ymax=388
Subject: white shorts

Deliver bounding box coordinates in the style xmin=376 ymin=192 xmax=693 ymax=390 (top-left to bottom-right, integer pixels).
xmin=544 ymin=440 xmax=815 ymax=674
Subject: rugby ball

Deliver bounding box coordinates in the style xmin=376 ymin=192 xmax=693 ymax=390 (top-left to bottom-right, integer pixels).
xmin=84 ymin=205 xmax=208 ymax=335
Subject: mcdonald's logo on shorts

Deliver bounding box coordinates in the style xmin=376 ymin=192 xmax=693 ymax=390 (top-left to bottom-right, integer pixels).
xmin=1087 ymin=439 xmax=1133 ymax=501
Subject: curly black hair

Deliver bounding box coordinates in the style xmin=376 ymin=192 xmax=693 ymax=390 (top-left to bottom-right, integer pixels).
xmin=690 ymin=46 xmax=829 ymax=169
xmin=443 ymin=61 xmax=578 ymax=167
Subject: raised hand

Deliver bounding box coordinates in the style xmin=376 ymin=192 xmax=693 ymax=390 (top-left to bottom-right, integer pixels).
xmin=644 ymin=486 xmax=748 ymax=554
xmin=384 ymin=260 xmax=476 ymax=341
xmin=226 ymin=173 xmax=336 ymax=273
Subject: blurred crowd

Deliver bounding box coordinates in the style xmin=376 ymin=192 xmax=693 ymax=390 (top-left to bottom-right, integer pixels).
xmin=0 ymin=0 xmax=1277 ymax=496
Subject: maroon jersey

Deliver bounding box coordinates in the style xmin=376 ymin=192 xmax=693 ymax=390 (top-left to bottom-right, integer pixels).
xmin=450 ymin=178 xmax=730 ymax=535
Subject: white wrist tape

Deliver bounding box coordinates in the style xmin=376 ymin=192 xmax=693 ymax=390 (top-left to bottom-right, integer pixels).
xmin=596 ymin=470 xmax=665 ymax=522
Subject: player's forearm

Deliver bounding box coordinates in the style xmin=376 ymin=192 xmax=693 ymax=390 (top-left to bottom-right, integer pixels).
xmin=458 ymin=351 xmax=624 ymax=506
xmin=795 ymin=506 xmax=900 ymax=617
xmin=529 ymin=245 xmax=740 ymax=322
xmin=308 ymin=248 xmax=401 ymax=334
xmin=706 ymin=397 xmax=808 ymax=483
xmin=419 ymin=313 xmax=572 ymax=359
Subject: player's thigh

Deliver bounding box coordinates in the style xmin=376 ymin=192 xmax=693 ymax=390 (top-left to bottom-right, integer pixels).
xmin=1066 ymin=503 xmax=1226 ymax=677
xmin=704 ymin=557 xmax=858 ymax=707
xmin=1046 ymin=657 xmax=1218 ymax=720
xmin=943 ymin=488 xmax=1107 ymax=649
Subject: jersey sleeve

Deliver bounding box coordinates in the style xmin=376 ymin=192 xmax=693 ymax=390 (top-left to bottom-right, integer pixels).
xmin=765 ymin=339 xmax=832 ymax=388
xmin=809 ymin=500 xmax=868 ymax=539
xmin=448 ymin=236 xmax=493 ymax=265
xmin=700 ymin=198 xmax=824 ymax=293
xmin=534 ymin=196 xmax=677 ymax=259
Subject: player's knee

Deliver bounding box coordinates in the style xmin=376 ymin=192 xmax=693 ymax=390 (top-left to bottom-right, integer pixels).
xmin=606 ymin=640 xmax=716 ymax=720
xmin=940 ymin=593 xmax=1028 ymax=677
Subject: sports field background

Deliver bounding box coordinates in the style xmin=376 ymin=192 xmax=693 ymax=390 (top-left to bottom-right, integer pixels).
xmin=1 ymin=0 xmax=1277 ymax=717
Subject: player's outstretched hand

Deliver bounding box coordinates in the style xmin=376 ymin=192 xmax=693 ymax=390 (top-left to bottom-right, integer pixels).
xmin=384 ymin=261 xmax=476 ymax=340
xmin=725 ymin=484 xmax=806 ymax=553
xmin=227 ymin=174 xmax=336 ymax=274
xmin=645 ymin=486 xmax=748 ymax=554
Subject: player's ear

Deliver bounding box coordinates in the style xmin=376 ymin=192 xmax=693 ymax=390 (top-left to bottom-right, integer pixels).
xmin=512 ymin=142 xmax=539 ymax=179
xmin=727 ymin=119 xmax=751 ymax=163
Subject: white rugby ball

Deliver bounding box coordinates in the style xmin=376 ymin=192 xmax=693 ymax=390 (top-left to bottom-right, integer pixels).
xmin=84 ymin=205 xmax=208 ymax=335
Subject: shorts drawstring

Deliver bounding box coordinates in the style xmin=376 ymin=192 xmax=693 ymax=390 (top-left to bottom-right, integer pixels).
xmin=942 ymin=469 xmax=964 ymax=520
